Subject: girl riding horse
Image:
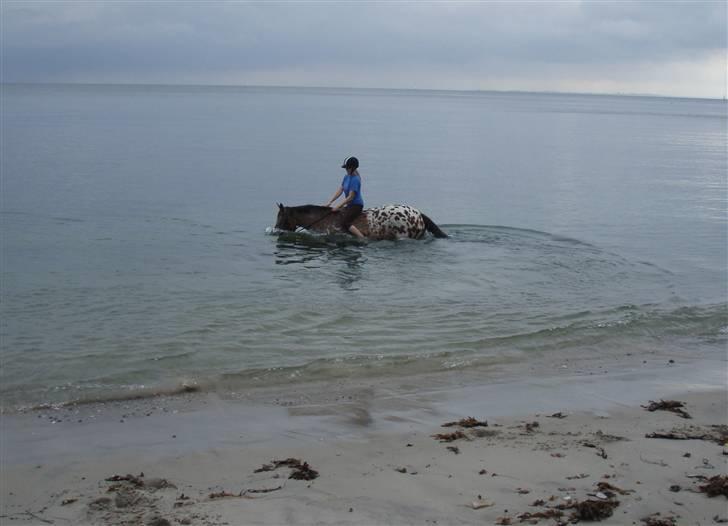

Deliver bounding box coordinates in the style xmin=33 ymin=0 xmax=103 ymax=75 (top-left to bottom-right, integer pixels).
xmin=325 ymin=156 xmax=365 ymax=239
xmin=275 ymin=203 xmax=448 ymax=241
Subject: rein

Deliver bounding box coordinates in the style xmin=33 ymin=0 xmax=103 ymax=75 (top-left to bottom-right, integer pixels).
xmin=300 ymin=209 xmax=335 ymax=231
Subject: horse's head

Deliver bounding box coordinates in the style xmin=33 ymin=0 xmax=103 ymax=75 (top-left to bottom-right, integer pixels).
xmin=275 ymin=203 xmax=296 ymax=231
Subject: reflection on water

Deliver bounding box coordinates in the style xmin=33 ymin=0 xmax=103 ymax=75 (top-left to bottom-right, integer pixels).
xmin=274 ymin=234 xmax=329 ymax=266
xmin=274 ymin=232 xmax=366 ymax=289
xmin=330 ymin=246 xmax=364 ymax=290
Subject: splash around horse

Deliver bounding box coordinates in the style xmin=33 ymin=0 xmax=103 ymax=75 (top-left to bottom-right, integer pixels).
xmin=275 ymin=204 xmax=448 ymax=240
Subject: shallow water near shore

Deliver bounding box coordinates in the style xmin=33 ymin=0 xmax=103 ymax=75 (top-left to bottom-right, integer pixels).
xmin=2 ymin=84 xmax=726 ymax=409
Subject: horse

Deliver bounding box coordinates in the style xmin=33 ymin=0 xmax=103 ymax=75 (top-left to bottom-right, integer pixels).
xmin=275 ymin=204 xmax=448 ymax=240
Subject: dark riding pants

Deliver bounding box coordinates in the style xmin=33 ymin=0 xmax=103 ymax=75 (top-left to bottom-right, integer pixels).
xmin=339 ymin=204 xmax=363 ymax=232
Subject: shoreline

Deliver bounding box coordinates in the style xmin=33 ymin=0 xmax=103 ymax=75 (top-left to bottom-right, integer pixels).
xmin=1 ymin=355 xmax=726 ymax=525
xmin=3 ymin=300 xmax=725 ymax=415
xmin=5 ymin=312 xmax=725 ymax=415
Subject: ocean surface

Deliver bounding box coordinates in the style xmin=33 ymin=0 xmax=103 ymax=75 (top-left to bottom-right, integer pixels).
xmin=1 ymin=84 xmax=726 ymax=410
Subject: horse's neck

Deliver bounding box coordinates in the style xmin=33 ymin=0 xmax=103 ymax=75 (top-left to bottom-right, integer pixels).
xmin=296 ymin=208 xmax=330 ymax=229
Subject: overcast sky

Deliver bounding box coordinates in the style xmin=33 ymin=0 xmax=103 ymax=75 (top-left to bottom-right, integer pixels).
xmin=2 ymin=1 xmax=726 ymax=98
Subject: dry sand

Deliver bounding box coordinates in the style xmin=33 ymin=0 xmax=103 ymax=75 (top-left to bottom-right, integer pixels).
xmin=1 ymin=358 xmax=726 ymax=526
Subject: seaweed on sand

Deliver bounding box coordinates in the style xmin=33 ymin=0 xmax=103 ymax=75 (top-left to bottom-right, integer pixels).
xmin=641 ymin=400 xmax=691 ymax=419
xmin=208 ymin=491 xmax=243 ymax=499
xmin=568 ymin=498 xmax=619 ymax=521
xmin=699 ymin=475 xmax=728 ymax=498
xmin=432 ymin=430 xmax=468 ymax=442
xmin=641 ymin=513 xmax=677 ymax=526
xmin=254 ymin=458 xmax=319 ymax=480
xmin=517 ymin=509 xmax=564 ymax=522
xmin=646 ymin=424 xmax=727 ymax=444
xmin=596 ymin=481 xmax=633 ymax=495
xmin=442 ymin=417 xmax=488 ymax=428
xmin=104 ymin=474 xmax=145 ymax=487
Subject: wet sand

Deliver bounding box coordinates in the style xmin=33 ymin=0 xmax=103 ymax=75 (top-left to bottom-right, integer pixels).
xmin=1 ymin=355 xmax=726 ymax=525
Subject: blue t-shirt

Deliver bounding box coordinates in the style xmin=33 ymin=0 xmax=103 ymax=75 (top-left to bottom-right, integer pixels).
xmin=341 ymin=174 xmax=364 ymax=207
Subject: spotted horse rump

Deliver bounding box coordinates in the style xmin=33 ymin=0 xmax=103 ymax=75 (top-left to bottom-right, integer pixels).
xmin=367 ymin=204 xmax=429 ymax=240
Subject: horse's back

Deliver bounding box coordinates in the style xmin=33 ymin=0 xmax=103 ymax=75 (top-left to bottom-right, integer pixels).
xmin=365 ymin=204 xmax=426 ymax=240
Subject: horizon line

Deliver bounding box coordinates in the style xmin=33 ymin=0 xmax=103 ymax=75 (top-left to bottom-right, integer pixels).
xmin=2 ymin=81 xmax=724 ymax=102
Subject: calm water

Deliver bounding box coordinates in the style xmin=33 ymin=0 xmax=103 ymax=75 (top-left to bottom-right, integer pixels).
xmin=1 ymin=84 xmax=726 ymax=409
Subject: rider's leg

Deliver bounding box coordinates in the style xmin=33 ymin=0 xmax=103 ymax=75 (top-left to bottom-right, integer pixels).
xmin=348 ymin=225 xmax=365 ymax=238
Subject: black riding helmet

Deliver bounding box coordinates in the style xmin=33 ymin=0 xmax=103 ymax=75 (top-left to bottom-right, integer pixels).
xmin=341 ymin=156 xmax=359 ymax=170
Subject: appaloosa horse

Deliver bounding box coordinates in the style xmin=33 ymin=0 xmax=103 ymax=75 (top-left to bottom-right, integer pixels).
xmin=275 ymin=204 xmax=448 ymax=240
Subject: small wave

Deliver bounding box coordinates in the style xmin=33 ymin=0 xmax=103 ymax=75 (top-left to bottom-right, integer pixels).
xmin=442 ymin=224 xmax=595 ymax=247
xmin=7 ymin=302 xmax=725 ymax=413
xmin=15 ymin=381 xmax=205 ymax=413
xmin=9 ymin=351 xmax=508 ymax=412
xmin=52 ymin=216 xmax=85 ymax=223
xmin=216 ymin=350 xmax=513 ymax=388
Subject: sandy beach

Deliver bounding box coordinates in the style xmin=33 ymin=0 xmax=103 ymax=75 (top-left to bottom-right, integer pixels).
xmin=3 ymin=5 xmax=727 ymax=526
xmin=2 ymin=351 xmax=726 ymax=526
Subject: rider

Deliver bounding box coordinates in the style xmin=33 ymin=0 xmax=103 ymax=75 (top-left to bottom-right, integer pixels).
xmin=325 ymin=156 xmax=365 ymax=238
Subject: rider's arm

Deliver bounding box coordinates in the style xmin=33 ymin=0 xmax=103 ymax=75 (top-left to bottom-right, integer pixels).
xmin=332 ymin=190 xmax=355 ymax=211
xmin=326 ymin=186 xmax=343 ymax=207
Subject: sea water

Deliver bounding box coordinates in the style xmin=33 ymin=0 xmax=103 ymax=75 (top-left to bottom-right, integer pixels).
xmin=1 ymin=84 xmax=726 ymax=409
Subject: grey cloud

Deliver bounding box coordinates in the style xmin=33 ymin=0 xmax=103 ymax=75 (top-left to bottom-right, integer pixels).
xmin=1 ymin=1 xmax=725 ymax=96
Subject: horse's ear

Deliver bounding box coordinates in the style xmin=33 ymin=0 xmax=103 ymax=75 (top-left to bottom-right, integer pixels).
xmin=277 ymin=203 xmax=283 ymax=210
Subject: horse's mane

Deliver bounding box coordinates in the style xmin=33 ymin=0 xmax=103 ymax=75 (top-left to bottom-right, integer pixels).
xmin=289 ymin=204 xmax=331 ymax=213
